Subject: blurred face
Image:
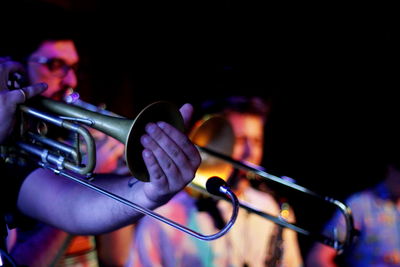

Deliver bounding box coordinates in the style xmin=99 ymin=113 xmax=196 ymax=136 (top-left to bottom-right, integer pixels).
xmin=27 ymin=40 xmax=79 ymax=100
xmin=227 ymin=112 xmax=264 ymax=165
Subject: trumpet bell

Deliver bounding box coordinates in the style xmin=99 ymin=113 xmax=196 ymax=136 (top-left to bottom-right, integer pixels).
xmin=189 ymin=115 xmax=234 ymax=188
xmin=126 ymin=101 xmax=184 ymax=181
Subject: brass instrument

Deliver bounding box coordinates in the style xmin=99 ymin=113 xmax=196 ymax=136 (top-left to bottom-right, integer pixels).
xmin=187 ymin=115 xmax=358 ymax=253
xmin=12 ymin=95 xmax=239 ymax=241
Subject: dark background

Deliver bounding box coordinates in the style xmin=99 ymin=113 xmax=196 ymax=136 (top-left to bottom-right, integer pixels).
xmin=2 ymin=0 xmax=399 ymax=258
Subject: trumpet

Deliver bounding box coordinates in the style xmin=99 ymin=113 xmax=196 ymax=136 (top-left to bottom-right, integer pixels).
xmin=187 ymin=115 xmax=358 ymax=253
xmin=11 ymin=95 xmax=239 ymax=241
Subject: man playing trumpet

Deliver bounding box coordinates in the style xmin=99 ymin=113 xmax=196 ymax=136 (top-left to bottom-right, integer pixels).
xmin=0 ymin=28 xmax=200 ymax=267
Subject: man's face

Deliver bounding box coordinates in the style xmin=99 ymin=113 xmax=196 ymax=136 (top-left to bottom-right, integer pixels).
xmin=27 ymin=40 xmax=79 ymax=100
xmin=227 ymin=112 xmax=264 ymax=166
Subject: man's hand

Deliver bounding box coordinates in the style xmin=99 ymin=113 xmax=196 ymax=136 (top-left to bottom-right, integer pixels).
xmin=134 ymin=103 xmax=200 ymax=207
xmin=0 ymin=60 xmax=47 ymax=143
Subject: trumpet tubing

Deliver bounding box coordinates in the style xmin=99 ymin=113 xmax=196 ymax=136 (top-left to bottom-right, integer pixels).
xmin=26 ymin=97 xmax=184 ymax=181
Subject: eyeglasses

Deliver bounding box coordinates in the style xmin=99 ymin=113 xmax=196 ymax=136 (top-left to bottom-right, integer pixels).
xmin=30 ymin=56 xmax=78 ymax=78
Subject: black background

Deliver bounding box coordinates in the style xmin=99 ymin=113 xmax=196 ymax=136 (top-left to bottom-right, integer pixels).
xmin=2 ymin=0 xmax=399 ymax=257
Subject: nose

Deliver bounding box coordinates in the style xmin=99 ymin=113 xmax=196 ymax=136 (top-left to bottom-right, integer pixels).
xmin=62 ymin=68 xmax=78 ymax=89
xmin=240 ymin=138 xmax=251 ymax=161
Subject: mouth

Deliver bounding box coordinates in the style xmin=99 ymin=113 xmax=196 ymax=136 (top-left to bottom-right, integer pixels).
xmin=51 ymin=87 xmax=71 ymax=101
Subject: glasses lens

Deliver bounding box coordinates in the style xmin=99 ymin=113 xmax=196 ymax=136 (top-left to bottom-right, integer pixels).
xmin=44 ymin=58 xmax=77 ymax=77
xmin=46 ymin=58 xmax=67 ymax=71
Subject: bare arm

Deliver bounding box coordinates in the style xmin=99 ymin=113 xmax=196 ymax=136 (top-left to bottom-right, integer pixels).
xmin=282 ymin=228 xmax=303 ymax=267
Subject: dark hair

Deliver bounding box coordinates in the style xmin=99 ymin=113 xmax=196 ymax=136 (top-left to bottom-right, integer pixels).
xmin=198 ymin=96 xmax=270 ymax=190
xmin=200 ymin=95 xmax=270 ymax=122
xmin=1 ymin=1 xmax=80 ymax=63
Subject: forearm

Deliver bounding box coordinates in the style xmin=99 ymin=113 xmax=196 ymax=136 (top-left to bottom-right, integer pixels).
xmin=17 ymin=118 xmax=200 ymax=235
xmin=17 ymin=169 xmax=159 ymax=235
xmin=282 ymin=229 xmax=303 ymax=267
xmin=10 ymin=225 xmax=69 ymax=267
